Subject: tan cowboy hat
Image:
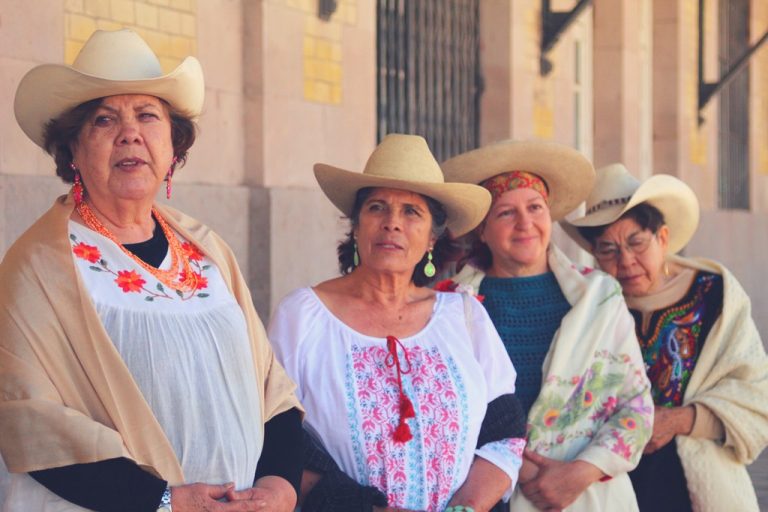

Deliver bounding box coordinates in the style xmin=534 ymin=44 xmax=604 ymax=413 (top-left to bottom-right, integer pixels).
xmin=14 ymin=29 xmax=205 ymax=148
xmin=314 ymin=134 xmax=492 ymax=237
xmin=440 ymin=140 xmax=595 ymax=221
xmin=563 ymin=163 xmax=700 ymax=254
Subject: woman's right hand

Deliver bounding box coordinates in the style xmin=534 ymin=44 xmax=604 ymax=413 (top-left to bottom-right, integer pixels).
xmin=171 ymin=483 xmax=281 ymax=511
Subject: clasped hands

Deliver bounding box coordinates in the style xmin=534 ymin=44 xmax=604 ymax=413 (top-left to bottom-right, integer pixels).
xmin=517 ymin=450 xmax=605 ymax=512
xmin=170 ymin=475 xmax=297 ymax=511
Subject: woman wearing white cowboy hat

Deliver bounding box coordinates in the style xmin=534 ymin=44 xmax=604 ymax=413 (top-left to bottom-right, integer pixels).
xmin=267 ymin=134 xmax=528 ymax=512
xmin=565 ymin=163 xmax=768 ymax=512
xmin=440 ymin=141 xmax=653 ymax=512
xmin=0 ymin=29 xmax=303 ymax=511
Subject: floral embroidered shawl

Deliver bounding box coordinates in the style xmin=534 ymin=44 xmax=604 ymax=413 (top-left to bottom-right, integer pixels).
xmin=667 ymin=256 xmax=768 ymax=512
xmin=0 ymin=194 xmax=300 ymax=483
xmin=451 ymin=245 xmax=653 ymax=511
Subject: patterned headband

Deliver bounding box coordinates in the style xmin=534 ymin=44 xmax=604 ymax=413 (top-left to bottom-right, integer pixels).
xmin=480 ymin=171 xmax=549 ymax=202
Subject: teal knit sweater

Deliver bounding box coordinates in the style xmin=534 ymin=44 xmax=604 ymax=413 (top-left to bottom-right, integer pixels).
xmin=479 ymin=272 xmax=570 ymax=416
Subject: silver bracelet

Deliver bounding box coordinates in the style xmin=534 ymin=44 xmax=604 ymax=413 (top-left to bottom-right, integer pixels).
xmin=156 ymin=486 xmax=172 ymax=512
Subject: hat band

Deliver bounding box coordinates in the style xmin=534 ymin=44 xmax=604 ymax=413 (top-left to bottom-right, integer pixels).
xmin=586 ymin=195 xmax=632 ymax=215
xmin=480 ymin=171 xmax=549 ymax=202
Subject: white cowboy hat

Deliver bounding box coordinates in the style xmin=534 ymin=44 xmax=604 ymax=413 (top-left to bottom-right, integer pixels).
xmin=440 ymin=140 xmax=595 ymax=221
xmin=563 ymin=163 xmax=700 ymax=254
xmin=314 ymin=134 xmax=492 ymax=237
xmin=14 ymin=29 xmax=205 ymax=148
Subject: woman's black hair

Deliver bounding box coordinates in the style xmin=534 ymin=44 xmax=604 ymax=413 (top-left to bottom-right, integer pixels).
xmin=42 ymin=97 xmax=197 ymax=184
xmin=576 ymin=202 xmax=666 ymax=247
xmin=337 ymin=187 xmax=458 ymax=287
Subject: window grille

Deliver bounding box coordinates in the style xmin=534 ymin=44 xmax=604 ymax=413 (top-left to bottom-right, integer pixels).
xmin=376 ymin=0 xmax=482 ymax=162
xmin=718 ymin=0 xmax=750 ymax=209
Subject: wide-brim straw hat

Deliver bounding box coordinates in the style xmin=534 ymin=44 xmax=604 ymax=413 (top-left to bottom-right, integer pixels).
xmin=314 ymin=134 xmax=492 ymax=237
xmin=440 ymin=140 xmax=595 ymax=221
xmin=14 ymin=29 xmax=205 ymax=148
xmin=563 ymin=163 xmax=700 ymax=254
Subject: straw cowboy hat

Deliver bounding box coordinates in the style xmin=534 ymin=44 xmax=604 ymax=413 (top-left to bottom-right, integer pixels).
xmin=440 ymin=140 xmax=595 ymax=221
xmin=564 ymin=163 xmax=700 ymax=254
xmin=314 ymin=134 xmax=492 ymax=237
xmin=14 ymin=29 xmax=205 ymax=148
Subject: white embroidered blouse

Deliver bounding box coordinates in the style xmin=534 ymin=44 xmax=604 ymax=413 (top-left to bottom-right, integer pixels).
xmin=68 ymin=221 xmax=264 ymax=489
xmin=268 ymin=288 xmax=524 ymax=512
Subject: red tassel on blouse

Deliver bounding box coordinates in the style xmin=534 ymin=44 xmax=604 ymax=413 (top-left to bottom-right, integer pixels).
xmin=386 ymin=335 xmax=415 ymax=443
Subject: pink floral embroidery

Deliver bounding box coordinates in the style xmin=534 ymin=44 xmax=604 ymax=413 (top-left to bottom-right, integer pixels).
xmin=610 ymin=430 xmax=632 ymax=460
xmin=351 ymin=345 xmax=461 ymax=510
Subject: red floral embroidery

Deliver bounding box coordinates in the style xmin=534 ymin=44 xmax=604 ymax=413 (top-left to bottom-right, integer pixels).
xmin=434 ymin=279 xmax=458 ymax=292
xmin=433 ymin=279 xmax=484 ymax=302
xmin=73 ymin=242 xmax=101 ymax=263
xmin=181 ymin=241 xmax=204 ymax=262
xmin=114 ymin=270 xmax=146 ymax=293
xmin=179 ymin=270 xmax=208 ymax=290
xmin=71 ymin=233 xmax=211 ymax=300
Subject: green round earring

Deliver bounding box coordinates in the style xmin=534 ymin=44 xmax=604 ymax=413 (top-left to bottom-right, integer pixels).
xmin=353 ymin=242 xmax=360 ymax=267
xmin=423 ymin=250 xmax=436 ymax=277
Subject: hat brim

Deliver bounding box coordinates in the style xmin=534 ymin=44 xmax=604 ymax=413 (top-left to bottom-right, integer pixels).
xmin=563 ymin=174 xmax=700 ymax=254
xmin=441 ymin=141 xmax=595 ymax=221
xmin=14 ymin=56 xmax=204 ymax=148
xmin=314 ymin=163 xmax=492 ymax=237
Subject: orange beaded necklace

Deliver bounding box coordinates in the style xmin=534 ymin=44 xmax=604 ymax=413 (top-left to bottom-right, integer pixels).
xmin=76 ymin=200 xmax=198 ymax=292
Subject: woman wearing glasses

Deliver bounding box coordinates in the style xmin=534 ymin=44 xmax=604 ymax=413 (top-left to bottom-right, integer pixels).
xmin=441 ymin=143 xmax=653 ymax=512
xmin=565 ymin=163 xmax=768 ymax=512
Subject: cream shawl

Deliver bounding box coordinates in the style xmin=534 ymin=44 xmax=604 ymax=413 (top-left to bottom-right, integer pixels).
xmin=452 ymin=245 xmax=653 ymax=511
xmin=0 ymin=195 xmax=300 ymax=483
xmin=666 ymin=255 xmax=768 ymax=512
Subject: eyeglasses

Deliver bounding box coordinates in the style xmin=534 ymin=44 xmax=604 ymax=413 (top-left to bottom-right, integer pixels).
xmin=592 ymin=233 xmax=655 ymax=263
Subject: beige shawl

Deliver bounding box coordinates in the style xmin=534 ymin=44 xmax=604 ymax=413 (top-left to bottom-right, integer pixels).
xmin=0 ymin=195 xmax=300 ymax=484
xmin=667 ymin=256 xmax=768 ymax=512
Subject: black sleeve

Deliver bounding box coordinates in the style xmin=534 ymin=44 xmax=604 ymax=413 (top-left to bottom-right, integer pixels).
xmin=29 ymin=457 xmax=167 ymax=512
xmin=477 ymin=393 xmax=527 ymax=448
xmin=254 ymin=407 xmax=303 ymax=495
xmin=301 ymin=429 xmax=388 ymax=512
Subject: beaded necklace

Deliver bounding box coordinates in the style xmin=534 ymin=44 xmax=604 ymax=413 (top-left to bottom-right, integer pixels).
xmin=76 ymin=201 xmax=198 ymax=292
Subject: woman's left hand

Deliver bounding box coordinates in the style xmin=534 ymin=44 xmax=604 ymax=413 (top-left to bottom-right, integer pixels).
xmin=519 ymin=450 xmax=603 ymax=511
xmin=644 ymin=405 xmax=695 ymax=454
xmin=226 ymin=476 xmax=297 ymax=511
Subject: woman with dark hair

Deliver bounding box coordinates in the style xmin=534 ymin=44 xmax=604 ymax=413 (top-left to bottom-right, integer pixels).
xmin=441 ymin=141 xmax=654 ymax=512
xmin=565 ymin=163 xmax=768 ymax=512
xmin=268 ymin=134 xmax=527 ymax=512
xmin=0 ymin=29 xmax=302 ymax=511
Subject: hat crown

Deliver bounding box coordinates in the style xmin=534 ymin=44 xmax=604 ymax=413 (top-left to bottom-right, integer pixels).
xmin=584 ymin=163 xmax=640 ymax=214
xmin=73 ymin=29 xmax=164 ymax=80
xmin=363 ymin=134 xmax=445 ymax=184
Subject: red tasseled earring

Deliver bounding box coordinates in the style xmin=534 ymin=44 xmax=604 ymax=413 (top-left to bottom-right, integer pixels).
xmin=386 ymin=335 xmax=415 ymax=443
xmin=166 ymin=168 xmax=173 ymax=199
xmin=166 ymin=157 xmax=178 ymax=200
xmin=71 ymin=164 xmax=84 ymax=205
